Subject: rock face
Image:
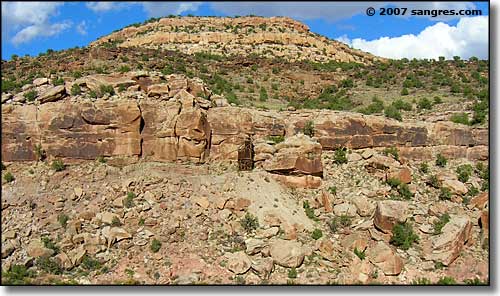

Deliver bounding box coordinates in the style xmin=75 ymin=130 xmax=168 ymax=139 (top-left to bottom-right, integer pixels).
xmin=427 ymin=216 xmax=472 ymax=266
xmin=262 ymin=134 xmax=323 ymax=177
xmin=373 ymin=200 xmax=408 ymax=233
xmin=269 ymin=239 xmax=305 ymax=268
xmin=91 ymin=16 xmax=379 ymax=64
xmin=367 ymin=242 xmax=404 ymax=276
xmin=1 ymin=72 xmax=488 ymax=163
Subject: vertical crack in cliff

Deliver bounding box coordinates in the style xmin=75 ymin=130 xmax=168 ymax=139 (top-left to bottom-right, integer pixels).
xmin=138 ymin=104 xmax=145 ymax=158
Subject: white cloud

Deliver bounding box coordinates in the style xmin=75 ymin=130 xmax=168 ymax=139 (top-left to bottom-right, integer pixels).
xmin=141 ymin=2 xmax=202 ymax=17
xmin=76 ymin=21 xmax=88 ymax=35
xmin=12 ymin=21 xmax=72 ymax=45
xmin=210 ymin=1 xmax=477 ymax=22
xmin=85 ymin=2 xmax=132 ymax=13
xmin=338 ymin=16 xmax=488 ymax=60
xmin=1 ymin=2 xmax=72 ymax=45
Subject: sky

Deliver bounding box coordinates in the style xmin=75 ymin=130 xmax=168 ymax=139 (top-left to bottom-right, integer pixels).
xmin=1 ymin=1 xmax=489 ymax=61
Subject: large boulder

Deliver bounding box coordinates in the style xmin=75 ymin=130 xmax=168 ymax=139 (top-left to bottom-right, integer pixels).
xmin=367 ymin=241 xmax=404 ymax=276
xmin=226 ymin=251 xmax=252 ymax=274
xmin=262 ymin=134 xmax=323 ymax=176
xmin=38 ymin=85 xmax=66 ymax=104
xmin=373 ymin=200 xmax=408 ymax=233
xmin=426 ymin=216 xmax=471 ymax=266
xmin=269 ymin=239 xmax=305 ymax=268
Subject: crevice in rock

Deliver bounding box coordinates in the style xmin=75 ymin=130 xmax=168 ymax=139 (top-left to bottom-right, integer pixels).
xmin=138 ymin=104 xmax=145 ymax=158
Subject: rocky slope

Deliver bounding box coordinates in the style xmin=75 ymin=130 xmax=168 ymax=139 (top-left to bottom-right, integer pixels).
xmin=91 ymin=16 xmax=379 ymax=64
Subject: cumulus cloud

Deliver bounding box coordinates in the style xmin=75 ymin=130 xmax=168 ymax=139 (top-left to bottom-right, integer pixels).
xmin=337 ymin=16 xmax=488 ymax=60
xmin=76 ymin=21 xmax=88 ymax=35
xmin=141 ymin=2 xmax=203 ymax=17
xmin=2 ymin=2 xmax=71 ymax=45
xmin=210 ymin=1 xmax=477 ymax=22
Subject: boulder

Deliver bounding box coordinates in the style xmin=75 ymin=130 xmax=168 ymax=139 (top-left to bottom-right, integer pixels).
xmin=469 ymin=192 xmax=488 ymax=210
xmin=26 ymin=240 xmax=54 ymax=258
xmin=427 ymin=216 xmax=471 ymax=266
xmin=245 ymin=238 xmax=266 ymax=255
xmin=269 ymin=239 xmax=305 ymax=268
xmin=333 ymin=203 xmax=357 ymax=217
xmin=373 ymin=200 xmax=408 ymax=233
xmin=226 ymin=251 xmax=252 ymax=274
xmin=38 ymin=85 xmax=67 ymax=103
xmin=351 ymin=196 xmax=375 ymax=217
xmin=441 ymin=179 xmax=468 ymax=195
xmin=147 ymin=84 xmax=170 ymax=97
xmin=33 ymin=78 xmax=49 ymax=87
xmin=367 ymin=241 xmax=404 ymax=276
xmin=2 ymin=241 xmax=15 ymax=258
xmin=387 ymin=166 xmax=412 ymax=184
xmin=251 ymin=257 xmax=274 ymax=279
xmin=272 ymin=175 xmax=322 ymax=189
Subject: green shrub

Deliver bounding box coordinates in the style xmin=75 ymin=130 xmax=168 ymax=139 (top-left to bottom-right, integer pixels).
xmin=419 ymin=162 xmax=429 ymax=174
xmin=439 ymin=187 xmax=452 ymax=200
xmin=353 ymin=247 xmax=366 ymax=260
xmin=70 ymin=84 xmax=81 ymax=96
xmin=397 ymin=183 xmax=413 ymax=200
xmin=24 ymin=90 xmax=37 ymax=102
xmin=359 ymin=96 xmax=384 ymax=115
xmin=434 ymin=261 xmax=445 ymax=270
xmin=288 ymin=268 xmax=297 ymax=279
xmin=456 ymin=164 xmax=473 ymax=183
xmin=150 ymin=239 xmax=162 ymax=253
xmin=226 ymin=92 xmax=239 ymax=105
xmin=327 ymin=186 xmax=337 ymax=195
xmin=384 ymin=105 xmax=402 ymax=121
xmin=383 ymin=147 xmax=399 ymax=161
xmin=450 ymin=113 xmax=470 ymax=125
xmin=266 ymin=135 xmax=285 ymax=144
xmin=99 ymin=84 xmax=115 ymax=96
xmin=464 ymin=278 xmax=487 ymax=285
xmin=240 ymin=212 xmax=259 ymax=232
xmin=390 ymin=222 xmax=419 ymax=250
xmin=303 ymin=200 xmax=319 ymax=222
xmin=334 ymin=147 xmax=348 ymax=164
xmin=41 ymin=236 xmax=60 ymax=254
xmin=58 ymin=213 xmax=69 ymax=228
xmin=433 ymin=96 xmax=443 ymax=104
xmin=437 ymin=277 xmax=456 ymax=285
xmin=119 ymin=65 xmax=131 ymax=73
xmin=311 ymin=229 xmax=323 ymax=240
xmin=303 ymin=121 xmax=315 ymax=137
xmin=72 ymin=71 xmax=83 ymax=79
xmin=52 ymin=77 xmax=64 ymax=86
xmin=89 ymin=90 xmax=98 ymax=99
xmin=435 ymin=153 xmax=447 ymax=167
xmin=34 ymin=144 xmax=46 ymax=161
xmin=433 ymin=213 xmax=450 ymax=234
xmin=392 ymin=99 xmax=412 ymax=111
xmin=259 ymin=87 xmax=268 ymax=101
xmin=412 ymin=278 xmax=432 ymax=285
xmin=417 ymin=97 xmax=433 ymax=110
xmin=124 ymin=192 xmax=136 ymax=208
xmin=36 ymin=257 xmax=62 ymax=275
xmin=96 ymin=156 xmax=107 ymax=163
xmin=4 ymin=172 xmax=14 ymax=183
xmin=1 ymin=265 xmax=35 ymax=285
xmin=51 ymin=159 xmax=65 ymax=172
xmin=111 ymin=216 xmax=121 ymax=227
xmin=400 ymin=88 xmax=409 ymax=96
xmin=81 ymin=254 xmax=102 ymax=270
xmin=386 ymin=177 xmax=401 ymax=188
xmin=427 ymin=175 xmax=439 ymax=188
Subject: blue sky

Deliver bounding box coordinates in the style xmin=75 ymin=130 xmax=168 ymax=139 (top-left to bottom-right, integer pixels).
xmin=1 ymin=1 xmax=489 ymax=60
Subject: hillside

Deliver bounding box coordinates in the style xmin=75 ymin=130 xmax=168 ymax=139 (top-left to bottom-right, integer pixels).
xmin=0 ymin=16 xmax=490 ymax=286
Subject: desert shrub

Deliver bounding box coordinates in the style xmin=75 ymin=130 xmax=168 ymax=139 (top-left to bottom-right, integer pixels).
xmin=72 ymin=71 xmax=83 ymax=79
xmin=41 ymin=236 xmax=60 ymax=254
xmin=124 ymin=192 xmax=136 ymax=208
xmin=419 ymin=162 xmax=429 ymax=174
xmin=225 ymin=92 xmax=239 ymax=105
xmin=353 ymin=247 xmax=366 ymax=260
xmin=36 ymin=257 xmax=62 ymax=275
xmin=266 ymin=135 xmax=285 ymax=144
xmin=81 ymin=255 xmax=102 ymax=270
xmin=24 ymin=90 xmax=37 ymax=102
xmin=99 ymin=84 xmax=115 ymax=96
xmin=392 ymin=99 xmax=412 ymax=111
xmin=58 ymin=213 xmax=69 ymax=228
xmin=288 ymin=268 xmax=297 ymax=279
xmin=397 ymin=183 xmax=413 ymax=200
xmin=52 ymin=77 xmax=64 ymax=86
xmin=435 ymin=153 xmax=447 ymax=167
xmin=433 ymin=213 xmax=450 ymax=234
xmin=150 ymin=239 xmax=162 ymax=253
xmin=119 ymin=65 xmax=130 ymax=73
xmin=417 ymin=97 xmax=433 ymax=110
xmin=433 ymin=96 xmax=443 ymax=104
xmin=303 ymin=200 xmax=319 ymax=222
xmin=464 ymin=278 xmax=488 ymax=285
xmin=1 ymin=265 xmax=36 ymax=285
xmin=96 ymin=156 xmax=107 ymax=163
xmin=111 ymin=216 xmax=121 ymax=227
xmin=439 ymin=187 xmax=452 ymax=200
xmin=51 ymin=159 xmax=65 ymax=171
xmin=333 ymin=147 xmax=348 ymax=164
xmin=328 ymin=186 xmax=337 ymax=195
xmin=383 ymin=147 xmax=399 ymax=161
xmin=311 ymin=229 xmax=323 ymax=240
xmin=400 ymin=88 xmax=409 ymax=96
xmin=303 ymin=121 xmax=315 ymax=137
xmin=390 ymin=222 xmax=419 ymax=250
xmin=70 ymin=84 xmax=81 ymax=96
xmin=437 ymin=277 xmax=456 ymax=285
xmin=384 ymin=105 xmax=402 ymax=121
xmin=450 ymin=113 xmax=470 ymax=125
xmin=259 ymin=87 xmax=268 ymax=101
xmin=4 ymin=172 xmax=14 ymax=183
xmin=456 ymin=164 xmax=473 ymax=183
xmin=428 ymin=175 xmax=440 ymax=188
xmin=359 ymin=96 xmax=384 ymax=115
xmin=412 ymin=278 xmax=432 ymax=285
xmin=339 ymin=78 xmax=354 ymax=88
xmin=89 ymin=90 xmax=98 ymax=99
xmin=240 ymin=212 xmax=259 ymax=232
